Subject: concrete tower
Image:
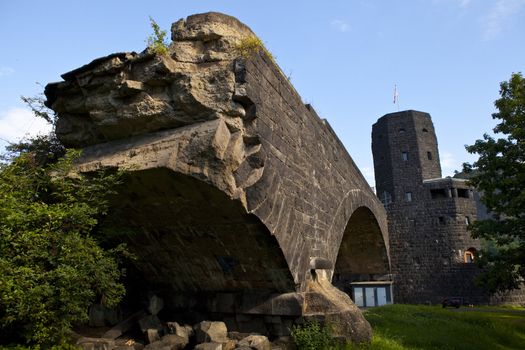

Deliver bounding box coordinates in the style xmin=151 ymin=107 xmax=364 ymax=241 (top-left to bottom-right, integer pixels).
xmin=372 ymin=110 xmax=482 ymax=304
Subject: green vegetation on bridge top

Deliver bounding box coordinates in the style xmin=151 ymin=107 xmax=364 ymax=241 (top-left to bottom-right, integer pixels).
xmin=348 ymin=304 xmax=525 ymax=350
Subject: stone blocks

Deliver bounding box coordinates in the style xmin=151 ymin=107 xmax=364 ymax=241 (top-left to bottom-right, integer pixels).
xmin=45 ymin=12 xmax=392 ymax=343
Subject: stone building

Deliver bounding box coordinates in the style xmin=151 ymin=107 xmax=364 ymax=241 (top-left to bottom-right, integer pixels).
xmin=371 ymin=110 xmax=484 ymax=304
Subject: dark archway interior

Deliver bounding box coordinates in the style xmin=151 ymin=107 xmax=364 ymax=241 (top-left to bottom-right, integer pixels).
xmin=102 ymin=168 xmax=296 ymax=299
xmin=333 ymin=207 xmax=390 ymax=289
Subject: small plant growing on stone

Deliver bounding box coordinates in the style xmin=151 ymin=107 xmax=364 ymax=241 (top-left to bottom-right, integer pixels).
xmin=235 ymin=35 xmax=275 ymax=62
xmin=146 ymin=16 xmax=169 ymax=56
xmin=291 ymin=320 xmax=335 ymax=350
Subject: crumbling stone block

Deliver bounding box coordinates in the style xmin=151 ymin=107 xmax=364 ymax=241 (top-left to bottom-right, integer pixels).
xmin=195 ymin=321 xmax=228 ymax=343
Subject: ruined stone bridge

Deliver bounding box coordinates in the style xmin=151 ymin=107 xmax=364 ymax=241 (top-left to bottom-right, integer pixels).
xmin=45 ymin=12 xmax=390 ymax=341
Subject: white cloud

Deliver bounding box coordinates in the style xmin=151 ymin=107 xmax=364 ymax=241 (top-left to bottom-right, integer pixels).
xmin=0 ymin=107 xmax=53 ymax=145
xmin=459 ymin=0 xmax=472 ymax=7
xmin=440 ymin=151 xmax=462 ymax=176
xmin=482 ymin=0 xmax=525 ymax=40
xmin=0 ymin=66 xmax=14 ymax=77
xmin=330 ymin=19 xmax=350 ymax=33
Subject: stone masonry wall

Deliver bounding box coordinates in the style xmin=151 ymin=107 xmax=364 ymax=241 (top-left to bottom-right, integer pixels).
xmin=386 ymin=190 xmax=482 ymax=303
xmin=45 ymin=12 xmax=390 ymax=304
xmin=44 ymin=13 xmax=393 ymax=340
xmin=239 ymin=52 xmax=391 ymax=289
xmin=373 ymin=111 xmax=489 ymax=304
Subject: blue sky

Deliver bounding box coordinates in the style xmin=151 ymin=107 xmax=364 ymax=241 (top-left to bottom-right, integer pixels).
xmin=1 ymin=0 xmax=524 ymax=186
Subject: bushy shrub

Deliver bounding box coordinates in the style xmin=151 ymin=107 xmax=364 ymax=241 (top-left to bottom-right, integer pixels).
xmin=291 ymin=320 xmax=335 ymax=350
xmin=0 ymin=145 xmax=125 ymax=346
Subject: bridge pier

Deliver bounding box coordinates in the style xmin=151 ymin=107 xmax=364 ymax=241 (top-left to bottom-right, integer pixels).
xmin=45 ymin=12 xmax=391 ymax=343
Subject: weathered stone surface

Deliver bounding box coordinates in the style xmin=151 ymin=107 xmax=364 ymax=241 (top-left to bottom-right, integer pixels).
xmin=134 ymin=343 xmax=145 ymax=350
xmin=161 ymin=334 xmax=188 ymax=349
xmin=45 ymin=13 xmax=254 ymax=149
xmin=138 ymin=315 xmax=163 ymax=333
xmin=114 ymin=346 xmax=135 ymax=350
xmin=194 ymin=342 xmax=223 ymax=350
xmin=76 ymin=337 xmax=115 ymax=350
xmin=114 ymin=338 xmax=145 ymax=350
xmin=222 ymin=339 xmax=237 ymax=350
xmin=103 ymin=310 xmax=147 ymax=340
xmin=303 ymin=270 xmax=372 ymax=343
xmin=143 ymin=343 xmax=170 ymax=350
xmin=195 ymin=321 xmax=228 ymax=343
xmin=144 ymin=334 xmax=187 ymax=350
xmin=227 ymin=332 xmax=251 ymax=341
xmin=46 ymin=12 xmax=391 ymax=343
xmin=146 ymin=329 xmax=161 ymax=344
xmin=166 ymin=321 xmax=192 ymax=342
xmin=237 ymin=335 xmax=270 ymax=350
xmin=47 ymin=9 xmax=390 ymax=295
xmin=147 ymin=294 xmax=164 ymax=315
xmin=129 ymin=342 xmax=145 ymax=350
xmin=88 ymin=303 xmax=121 ymax=327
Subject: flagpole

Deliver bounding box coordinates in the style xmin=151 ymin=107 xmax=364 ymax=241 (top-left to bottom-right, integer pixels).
xmin=393 ymin=84 xmax=400 ymax=111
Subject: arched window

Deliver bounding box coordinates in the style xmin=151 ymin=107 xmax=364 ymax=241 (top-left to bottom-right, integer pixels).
xmin=464 ymin=248 xmax=477 ymax=263
xmin=399 ymin=128 xmax=406 ymax=133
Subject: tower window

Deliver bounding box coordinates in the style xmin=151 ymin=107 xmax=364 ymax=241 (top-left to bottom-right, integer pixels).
xmin=457 ymin=188 xmax=469 ymax=198
xmin=464 ymin=248 xmax=477 ymax=263
xmin=380 ymin=191 xmax=392 ymax=206
xmin=405 ymin=192 xmax=412 ymax=202
xmin=430 ymin=188 xmax=447 ymax=199
xmin=422 ymin=128 xmax=429 ymax=133
xmin=427 ymin=151 xmax=432 ymax=160
xmin=465 ymin=216 xmax=471 ymax=225
xmin=402 ymin=152 xmax=409 ymax=161
xmin=398 ymin=128 xmax=406 ymax=133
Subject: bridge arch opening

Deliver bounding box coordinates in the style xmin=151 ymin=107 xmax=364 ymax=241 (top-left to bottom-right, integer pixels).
xmin=101 ymin=168 xmax=296 ymax=309
xmin=332 ymin=206 xmax=391 ymax=305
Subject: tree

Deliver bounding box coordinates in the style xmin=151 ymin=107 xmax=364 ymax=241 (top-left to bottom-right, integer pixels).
xmin=0 ymin=104 xmax=125 ymax=345
xmin=463 ymin=72 xmax=525 ymax=294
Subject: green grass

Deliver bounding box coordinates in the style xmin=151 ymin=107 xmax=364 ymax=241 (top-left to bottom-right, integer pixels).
xmin=346 ymin=304 xmax=525 ymax=350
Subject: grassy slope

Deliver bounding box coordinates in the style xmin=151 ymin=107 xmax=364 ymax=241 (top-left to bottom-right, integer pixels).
xmin=349 ymin=304 xmax=525 ymax=350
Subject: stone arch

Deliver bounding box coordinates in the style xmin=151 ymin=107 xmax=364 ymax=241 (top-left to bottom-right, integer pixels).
xmin=102 ymin=168 xmax=297 ymax=296
xmin=329 ymin=190 xmax=391 ymax=291
xmin=327 ymin=189 xmax=390 ymax=265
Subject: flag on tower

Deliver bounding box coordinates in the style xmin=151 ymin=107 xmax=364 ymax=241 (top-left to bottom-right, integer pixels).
xmin=393 ymin=84 xmax=399 ymax=104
